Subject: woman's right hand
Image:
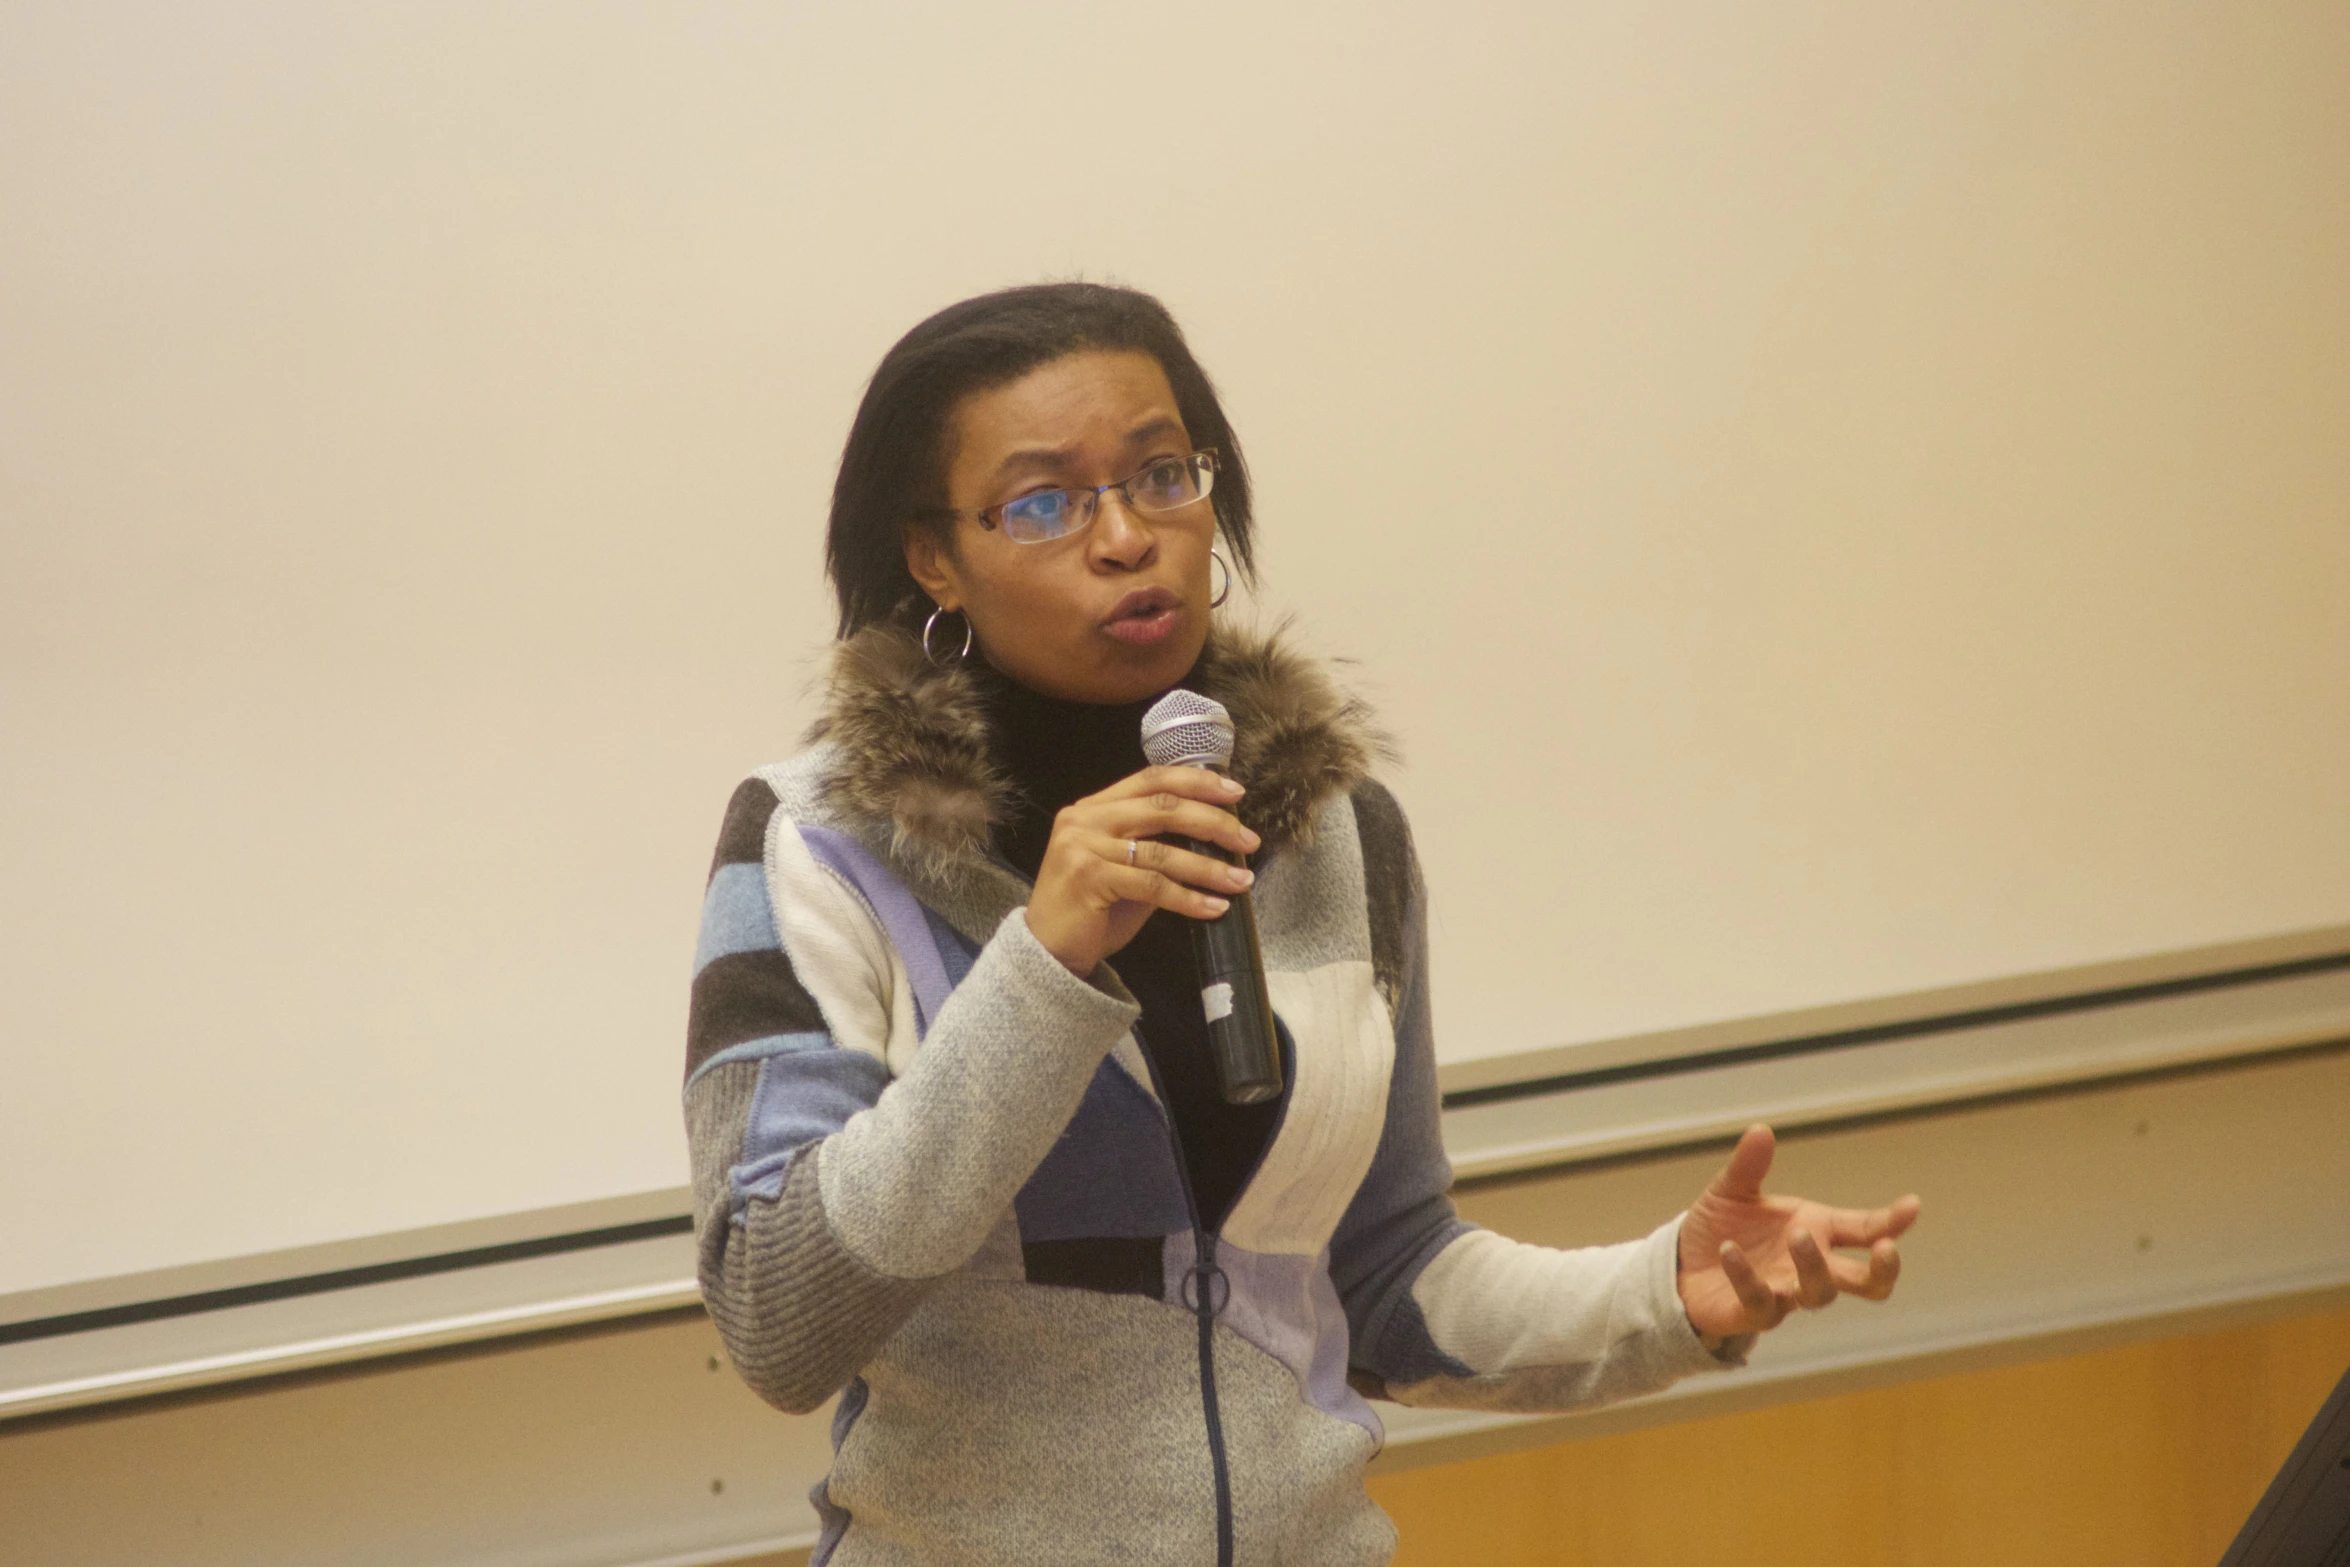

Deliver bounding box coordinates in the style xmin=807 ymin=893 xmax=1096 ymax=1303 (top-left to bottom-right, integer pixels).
xmin=1024 ymin=766 xmax=1262 ymax=978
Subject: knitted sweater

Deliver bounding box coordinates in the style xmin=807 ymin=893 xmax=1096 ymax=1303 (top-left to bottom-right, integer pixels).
xmin=975 ymin=655 xmax=1280 ymax=1230
xmin=682 ymin=622 xmax=1738 ymax=1566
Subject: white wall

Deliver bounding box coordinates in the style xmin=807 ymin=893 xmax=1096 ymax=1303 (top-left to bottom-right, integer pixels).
xmin=4 ymin=1 xmax=2346 ymax=1296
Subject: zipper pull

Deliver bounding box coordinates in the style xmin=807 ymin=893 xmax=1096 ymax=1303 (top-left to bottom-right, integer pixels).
xmin=1186 ymin=1232 xmax=1229 ymax=1320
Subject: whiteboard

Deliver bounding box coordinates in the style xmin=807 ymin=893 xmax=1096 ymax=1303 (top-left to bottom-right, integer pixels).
xmin=5 ymin=0 xmax=2346 ymax=1298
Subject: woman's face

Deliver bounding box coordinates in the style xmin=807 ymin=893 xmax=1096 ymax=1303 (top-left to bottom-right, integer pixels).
xmin=904 ymin=349 xmax=1217 ymax=705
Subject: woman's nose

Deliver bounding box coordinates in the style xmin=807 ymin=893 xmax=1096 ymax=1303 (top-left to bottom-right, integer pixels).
xmin=1088 ymin=491 xmax=1157 ymax=567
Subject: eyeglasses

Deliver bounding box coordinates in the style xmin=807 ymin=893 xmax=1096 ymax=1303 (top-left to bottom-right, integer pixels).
xmin=937 ymin=449 xmax=1218 ymax=545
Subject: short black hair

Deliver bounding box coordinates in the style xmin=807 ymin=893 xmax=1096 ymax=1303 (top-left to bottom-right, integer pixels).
xmin=824 ymin=282 xmax=1256 ymax=638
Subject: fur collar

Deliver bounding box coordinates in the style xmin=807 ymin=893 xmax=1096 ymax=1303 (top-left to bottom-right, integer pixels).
xmin=806 ymin=619 xmax=1393 ymax=879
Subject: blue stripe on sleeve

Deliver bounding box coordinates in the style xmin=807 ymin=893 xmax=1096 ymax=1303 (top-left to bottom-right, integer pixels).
xmin=694 ymin=861 xmax=780 ymax=976
xmin=727 ymin=1047 xmax=892 ymax=1221
xmin=686 ymin=1030 xmax=831 ymax=1089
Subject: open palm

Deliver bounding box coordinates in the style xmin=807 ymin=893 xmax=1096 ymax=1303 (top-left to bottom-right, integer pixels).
xmin=1676 ymin=1124 xmax=1922 ymax=1342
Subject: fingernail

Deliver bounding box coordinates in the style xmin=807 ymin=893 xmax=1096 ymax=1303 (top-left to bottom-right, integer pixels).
xmin=1240 ymin=829 xmax=1262 ymax=850
xmin=1228 ymin=867 xmax=1254 ymax=888
xmin=1204 ymin=896 xmax=1231 ymax=914
xmin=1220 ymin=777 xmax=1244 ymax=795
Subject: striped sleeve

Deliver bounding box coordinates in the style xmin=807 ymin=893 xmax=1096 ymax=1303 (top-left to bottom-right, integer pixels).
xmin=687 ymin=779 xmax=831 ymax=1085
xmin=680 ymin=774 xmax=1144 ymax=1415
xmin=1329 ymin=781 xmax=1737 ymax=1412
xmin=1328 ymin=780 xmax=1479 ymax=1391
xmin=684 ymin=777 xmax=924 ymax=1412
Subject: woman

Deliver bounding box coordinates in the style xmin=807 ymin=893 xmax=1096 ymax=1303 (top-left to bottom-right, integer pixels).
xmin=683 ymin=283 xmax=1919 ymax=1565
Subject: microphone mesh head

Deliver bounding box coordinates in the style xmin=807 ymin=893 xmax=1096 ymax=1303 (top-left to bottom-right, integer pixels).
xmin=1141 ymin=689 xmax=1234 ymax=769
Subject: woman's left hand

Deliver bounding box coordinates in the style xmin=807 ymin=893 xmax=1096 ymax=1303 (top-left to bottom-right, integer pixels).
xmin=1675 ymin=1124 xmax=1921 ymax=1345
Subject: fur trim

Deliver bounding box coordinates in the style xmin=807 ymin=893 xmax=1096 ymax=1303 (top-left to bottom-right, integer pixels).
xmin=803 ymin=625 xmax=1018 ymax=882
xmin=806 ymin=619 xmax=1393 ymax=873
xmin=1194 ymin=622 xmax=1395 ymax=852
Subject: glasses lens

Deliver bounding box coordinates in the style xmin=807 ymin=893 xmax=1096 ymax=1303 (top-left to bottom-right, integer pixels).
xmin=1128 ymin=453 xmax=1215 ymax=513
xmin=1000 ymin=489 xmax=1083 ymax=543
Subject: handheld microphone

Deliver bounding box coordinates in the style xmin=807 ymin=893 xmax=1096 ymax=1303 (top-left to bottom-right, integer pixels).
xmin=1141 ymin=690 xmax=1284 ymax=1106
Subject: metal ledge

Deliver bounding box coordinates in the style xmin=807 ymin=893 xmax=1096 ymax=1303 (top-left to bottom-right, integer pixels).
xmin=0 ymin=1224 xmax=698 ymax=1422
xmin=6 ymin=928 xmax=2344 ymax=1425
xmin=1440 ymin=955 xmax=2350 ymax=1180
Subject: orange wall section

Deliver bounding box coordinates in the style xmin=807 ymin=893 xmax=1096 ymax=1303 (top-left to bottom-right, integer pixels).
xmin=1368 ymin=1304 xmax=2350 ymax=1567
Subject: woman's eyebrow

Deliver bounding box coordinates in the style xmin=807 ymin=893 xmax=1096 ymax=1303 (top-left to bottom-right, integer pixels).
xmin=988 ymin=444 xmax=1079 ymax=482
xmin=1121 ymin=416 xmax=1185 ymax=449
xmin=986 ymin=417 xmax=1187 ymax=483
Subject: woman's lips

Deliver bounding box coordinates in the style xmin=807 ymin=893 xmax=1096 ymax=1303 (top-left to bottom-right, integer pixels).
xmin=1102 ymin=589 xmax=1182 ymax=645
xmin=1103 ymin=605 xmax=1180 ymax=645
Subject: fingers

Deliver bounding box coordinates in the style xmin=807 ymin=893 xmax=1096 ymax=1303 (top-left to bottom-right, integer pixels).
xmin=1109 ymin=799 xmax=1260 ymax=861
xmin=1718 ymin=1241 xmax=1791 ymax=1332
xmin=1709 ymin=1124 xmax=1777 ymax=1203
xmin=1721 ymin=1226 xmax=1896 ymax=1333
xmin=1848 ymin=1237 xmax=1903 ymax=1301
xmin=1077 ymin=769 xmax=1259 ymax=859
xmin=1821 ymin=1193 xmax=1923 ymax=1248
xmin=1097 ymin=861 xmax=1232 ymax=921
xmin=1806 ymin=1235 xmax=1904 ymax=1299
xmin=1788 ymin=1219 xmax=1912 ymax=1300
xmin=1095 ymin=765 xmax=1248 ymax=809
xmin=1787 ymin=1228 xmax=1838 ymax=1310
xmin=1113 ymin=835 xmax=1255 ymax=915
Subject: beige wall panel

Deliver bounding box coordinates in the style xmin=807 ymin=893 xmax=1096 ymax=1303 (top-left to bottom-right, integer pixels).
xmin=3 ymin=1046 xmax=2344 ymax=1565
xmin=1369 ymin=1304 xmax=2350 ymax=1566
xmin=0 ymin=1313 xmax=829 ymax=1567
xmin=1418 ymin=1043 xmax=2350 ymax=1428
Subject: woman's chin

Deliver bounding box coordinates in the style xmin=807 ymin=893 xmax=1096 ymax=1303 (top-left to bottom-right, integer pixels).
xmin=1085 ymin=618 xmax=1208 ymax=702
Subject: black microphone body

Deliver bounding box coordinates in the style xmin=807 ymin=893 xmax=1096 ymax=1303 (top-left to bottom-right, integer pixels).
xmin=1141 ymin=689 xmax=1285 ymax=1106
xmin=1177 ymin=822 xmax=1284 ymax=1105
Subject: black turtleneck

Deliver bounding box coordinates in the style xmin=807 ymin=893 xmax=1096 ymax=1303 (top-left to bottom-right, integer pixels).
xmin=976 ymin=659 xmax=1280 ymax=1233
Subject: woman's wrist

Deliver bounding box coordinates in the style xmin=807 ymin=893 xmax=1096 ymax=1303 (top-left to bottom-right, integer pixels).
xmin=1023 ymin=903 xmax=1099 ymax=979
xmin=1674 ymin=1227 xmax=1730 ymax=1353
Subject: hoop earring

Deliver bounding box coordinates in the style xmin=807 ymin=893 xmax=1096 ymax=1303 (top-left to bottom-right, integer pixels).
xmin=922 ymin=603 xmax=974 ymax=667
xmin=1210 ymin=548 xmax=1233 ymax=610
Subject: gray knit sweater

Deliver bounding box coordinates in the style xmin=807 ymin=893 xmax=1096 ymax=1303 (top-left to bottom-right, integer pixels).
xmin=682 ymin=623 xmax=1738 ymax=1566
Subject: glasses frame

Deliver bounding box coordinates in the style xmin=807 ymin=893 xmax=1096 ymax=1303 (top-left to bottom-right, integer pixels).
xmin=924 ymin=449 xmax=1220 ymax=545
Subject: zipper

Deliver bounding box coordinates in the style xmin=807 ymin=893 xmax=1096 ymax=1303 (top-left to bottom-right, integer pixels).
xmin=1133 ymin=1019 xmax=1237 ymax=1567
xmin=989 ymin=849 xmax=1270 ymax=1567
xmin=1190 ymin=1228 xmax=1235 ymax=1567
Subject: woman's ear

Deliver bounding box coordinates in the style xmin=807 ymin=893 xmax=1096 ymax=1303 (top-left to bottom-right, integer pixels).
xmin=902 ymin=525 xmax=961 ymax=613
